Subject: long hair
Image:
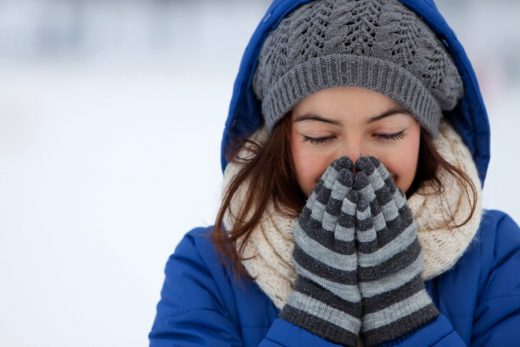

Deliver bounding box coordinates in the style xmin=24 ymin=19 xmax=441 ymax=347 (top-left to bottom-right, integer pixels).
xmin=212 ymin=116 xmax=478 ymax=280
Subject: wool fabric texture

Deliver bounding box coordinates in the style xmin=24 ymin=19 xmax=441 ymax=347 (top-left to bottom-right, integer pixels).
xmin=353 ymin=157 xmax=439 ymax=345
xmin=252 ymin=0 xmax=464 ymax=136
xmin=280 ymin=158 xmax=362 ymax=346
xmin=222 ymin=119 xmax=482 ymax=313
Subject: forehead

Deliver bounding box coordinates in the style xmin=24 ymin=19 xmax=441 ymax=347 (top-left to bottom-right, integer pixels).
xmin=294 ymin=87 xmax=399 ymax=112
xmin=292 ymin=87 xmax=410 ymax=124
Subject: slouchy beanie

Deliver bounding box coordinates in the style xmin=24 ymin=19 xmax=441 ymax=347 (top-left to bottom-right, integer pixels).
xmin=252 ymin=0 xmax=464 ymax=136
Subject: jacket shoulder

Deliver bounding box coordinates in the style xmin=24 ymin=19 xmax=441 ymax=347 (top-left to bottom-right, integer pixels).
xmin=177 ymin=226 xmax=239 ymax=274
xmin=475 ymin=209 xmax=520 ymax=299
xmin=169 ymin=225 xmax=233 ymax=289
xmin=478 ymin=209 xmax=520 ymax=247
xmin=174 ymin=226 xmax=225 ymax=263
xmin=158 ymin=225 xmax=242 ymax=315
xmin=149 ymin=226 xmax=245 ymax=344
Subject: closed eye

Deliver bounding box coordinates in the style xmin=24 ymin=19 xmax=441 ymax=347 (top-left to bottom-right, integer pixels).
xmin=302 ymin=135 xmax=335 ymax=144
xmin=374 ymin=130 xmax=406 ymax=141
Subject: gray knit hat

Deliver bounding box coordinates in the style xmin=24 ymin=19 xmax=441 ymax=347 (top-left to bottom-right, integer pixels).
xmin=252 ymin=0 xmax=464 ymax=136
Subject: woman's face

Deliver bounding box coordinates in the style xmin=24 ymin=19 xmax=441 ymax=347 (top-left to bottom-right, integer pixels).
xmin=290 ymin=86 xmax=421 ymax=197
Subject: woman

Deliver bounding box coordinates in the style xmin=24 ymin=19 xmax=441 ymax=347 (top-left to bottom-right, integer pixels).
xmin=149 ymin=0 xmax=520 ymax=346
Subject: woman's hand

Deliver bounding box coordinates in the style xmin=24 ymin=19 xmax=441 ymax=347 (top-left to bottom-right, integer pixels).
xmin=353 ymin=156 xmax=439 ymax=346
xmin=281 ymin=157 xmax=361 ymax=347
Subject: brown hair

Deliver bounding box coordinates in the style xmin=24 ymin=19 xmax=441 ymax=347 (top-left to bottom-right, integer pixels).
xmin=212 ymin=116 xmax=478 ymax=280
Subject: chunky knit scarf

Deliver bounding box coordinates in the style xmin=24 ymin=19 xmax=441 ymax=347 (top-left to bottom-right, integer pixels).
xmin=222 ymin=120 xmax=482 ymax=310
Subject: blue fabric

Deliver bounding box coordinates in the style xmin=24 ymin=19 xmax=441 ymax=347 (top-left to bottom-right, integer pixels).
xmin=149 ymin=210 xmax=520 ymax=346
xmin=219 ymin=0 xmax=490 ymax=187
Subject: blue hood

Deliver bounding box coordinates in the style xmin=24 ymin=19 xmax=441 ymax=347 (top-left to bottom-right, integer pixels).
xmin=220 ymin=0 xmax=490 ymax=186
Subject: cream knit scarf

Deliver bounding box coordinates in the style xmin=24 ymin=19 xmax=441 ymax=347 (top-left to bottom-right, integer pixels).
xmin=222 ymin=120 xmax=482 ymax=310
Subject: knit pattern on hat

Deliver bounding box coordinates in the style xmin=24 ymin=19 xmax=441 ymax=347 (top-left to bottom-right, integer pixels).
xmin=253 ymin=0 xmax=464 ymax=136
xmin=221 ymin=119 xmax=482 ymax=311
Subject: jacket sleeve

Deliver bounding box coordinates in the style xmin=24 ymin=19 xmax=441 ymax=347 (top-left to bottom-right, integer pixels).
xmin=375 ymin=314 xmax=467 ymax=346
xmin=260 ymin=319 xmax=344 ymax=347
xmin=148 ymin=228 xmax=342 ymax=347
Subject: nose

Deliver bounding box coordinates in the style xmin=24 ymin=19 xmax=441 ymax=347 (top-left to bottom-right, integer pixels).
xmin=339 ymin=140 xmax=365 ymax=165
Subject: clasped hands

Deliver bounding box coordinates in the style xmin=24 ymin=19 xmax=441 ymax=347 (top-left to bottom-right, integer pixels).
xmin=281 ymin=156 xmax=439 ymax=347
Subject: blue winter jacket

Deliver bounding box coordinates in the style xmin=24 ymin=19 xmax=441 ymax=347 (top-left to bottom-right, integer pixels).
xmin=149 ymin=0 xmax=520 ymax=346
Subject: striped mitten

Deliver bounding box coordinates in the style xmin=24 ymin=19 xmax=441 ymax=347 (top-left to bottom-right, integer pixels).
xmin=353 ymin=156 xmax=439 ymax=346
xmin=280 ymin=157 xmax=362 ymax=346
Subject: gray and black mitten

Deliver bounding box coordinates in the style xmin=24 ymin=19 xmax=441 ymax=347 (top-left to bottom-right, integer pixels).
xmin=280 ymin=157 xmax=361 ymax=346
xmin=353 ymin=156 xmax=439 ymax=346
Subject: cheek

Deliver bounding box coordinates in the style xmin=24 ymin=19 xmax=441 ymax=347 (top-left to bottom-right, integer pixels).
xmin=291 ymin=140 xmax=331 ymax=197
xmin=381 ymin=138 xmax=420 ymax=193
xmin=384 ymin=158 xmax=418 ymax=193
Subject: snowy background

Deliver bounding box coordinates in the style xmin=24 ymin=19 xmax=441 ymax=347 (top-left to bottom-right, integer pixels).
xmin=0 ymin=0 xmax=519 ymax=346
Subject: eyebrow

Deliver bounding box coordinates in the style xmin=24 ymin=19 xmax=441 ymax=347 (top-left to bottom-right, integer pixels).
xmin=294 ymin=114 xmax=341 ymax=125
xmin=366 ymin=107 xmax=412 ymax=123
xmin=294 ymin=107 xmax=411 ymax=125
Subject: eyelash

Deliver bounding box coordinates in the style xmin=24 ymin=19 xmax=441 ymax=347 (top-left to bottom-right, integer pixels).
xmin=302 ymin=131 xmax=406 ymax=144
xmin=302 ymin=135 xmax=334 ymax=144
xmin=375 ymin=131 xmax=406 ymax=141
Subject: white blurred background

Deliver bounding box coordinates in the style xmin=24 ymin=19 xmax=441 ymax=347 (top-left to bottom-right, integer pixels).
xmin=0 ymin=0 xmax=518 ymax=346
